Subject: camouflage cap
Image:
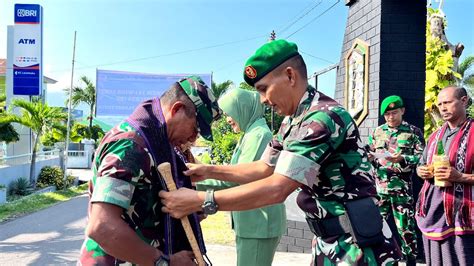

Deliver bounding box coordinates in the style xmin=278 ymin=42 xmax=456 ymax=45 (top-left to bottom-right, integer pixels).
xmin=178 ymin=76 xmax=221 ymax=141
xmin=380 ymin=95 xmax=404 ymax=115
xmin=243 ymin=39 xmax=299 ymax=86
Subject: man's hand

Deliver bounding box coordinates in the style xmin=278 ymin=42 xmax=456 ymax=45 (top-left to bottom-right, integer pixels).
xmin=184 ymin=163 xmax=209 ymax=182
xmin=417 ymin=165 xmax=434 ymax=179
xmin=385 ymin=152 xmax=403 ymax=163
xmin=159 ymin=188 xmax=203 ymax=219
xmin=170 ymin=250 xmax=196 ymax=266
xmin=434 ymin=166 xmax=463 ymax=182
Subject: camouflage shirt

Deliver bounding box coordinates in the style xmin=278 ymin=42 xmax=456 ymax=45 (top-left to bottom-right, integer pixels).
xmin=79 ymin=121 xmax=193 ymax=265
xmin=261 ymin=86 xmax=377 ymax=219
xmin=368 ymin=121 xmax=424 ymax=194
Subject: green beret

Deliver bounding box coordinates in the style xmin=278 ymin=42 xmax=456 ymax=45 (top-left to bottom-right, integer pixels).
xmin=380 ymin=95 xmax=404 ymax=115
xmin=243 ymin=39 xmax=299 ymax=86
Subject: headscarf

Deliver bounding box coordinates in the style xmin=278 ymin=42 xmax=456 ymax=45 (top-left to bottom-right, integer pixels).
xmin=218 ymin=88 xmax=265 ymax=132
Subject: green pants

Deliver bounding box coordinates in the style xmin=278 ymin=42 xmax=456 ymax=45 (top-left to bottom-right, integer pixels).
xmin=235 ymin=236 xmax=280 ymax=266
xmin=378 ymin=193 xmax=417 ymax=259
xmin=312 ymin=219 xmax=401 ymax=265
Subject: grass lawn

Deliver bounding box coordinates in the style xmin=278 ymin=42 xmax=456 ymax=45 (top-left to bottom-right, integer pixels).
xmin=0 ymin=184 xmax=88 ymax=223
xmin=200 ymin=211 xmax=235 ymax=246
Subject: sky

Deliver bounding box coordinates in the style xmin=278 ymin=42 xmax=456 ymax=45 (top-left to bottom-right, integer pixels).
xmin=1 ymin=0 xmax=473 ymax=116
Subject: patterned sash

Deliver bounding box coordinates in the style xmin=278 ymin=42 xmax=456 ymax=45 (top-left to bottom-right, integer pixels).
xmin=418 ymin=118 xmax=473 ymax=226
xmin=126 ymin=98 xmax=207 ymax=256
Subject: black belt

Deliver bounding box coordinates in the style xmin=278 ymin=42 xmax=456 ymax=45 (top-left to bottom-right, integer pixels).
xmin=306 ymin=214 xmax=352 ymax=238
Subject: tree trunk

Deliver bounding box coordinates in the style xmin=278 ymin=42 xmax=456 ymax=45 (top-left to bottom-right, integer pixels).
xmin=89 ymin=105 xmax=93 ymax=129
xmin=429 ymin=106 xmax=442 ymax=125
xmin=29 ymin=134 xmax=40 ymax=188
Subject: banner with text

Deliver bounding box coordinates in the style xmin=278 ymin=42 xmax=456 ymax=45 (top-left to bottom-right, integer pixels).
xmin=96 ymin=69 xmax=212 ymax=116
xmin=13 ymin=4 xmax=43 ymax=95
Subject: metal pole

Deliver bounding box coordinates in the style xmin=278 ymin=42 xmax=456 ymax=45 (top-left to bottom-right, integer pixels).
xmin=314 ymin=75 xmax=318 ymax=91
xmin=64 ymin=31 xmax=76 ymax=181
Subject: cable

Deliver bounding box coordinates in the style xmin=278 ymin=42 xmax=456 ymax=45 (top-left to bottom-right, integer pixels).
xmin=278 ymin=0 xmax=323 ymax=35
xmin=284 ymin=0 xmax=341 ymax=39
xmin=43 ymin=1 xmax=338 ymax=74
xmin=213 ymin=58 xmax=245 ymax=72
xmin=300 ymin=50 xmax=335 ymax=64
xmin=48 ymin=34 xmax=267 ymax=73
xmin=213 ymin=0 xmax=326 ymax=72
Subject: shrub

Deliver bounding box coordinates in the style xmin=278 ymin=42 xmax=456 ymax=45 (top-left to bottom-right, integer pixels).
xmin=8 ymin=177 xmax=32 ymax=196
xmin=66 ymin=175 xmax=77 ymax=188
xmin=37 ymin=166 xmax=75 ymax=190
xmin=206 ymin=118 xmax=241 ymax=165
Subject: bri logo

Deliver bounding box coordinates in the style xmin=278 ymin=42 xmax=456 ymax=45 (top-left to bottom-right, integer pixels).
xmin=17 ymin=9 xmax=37 ymax=17
xmin=18 ymin=39 xmax=35 ymax=44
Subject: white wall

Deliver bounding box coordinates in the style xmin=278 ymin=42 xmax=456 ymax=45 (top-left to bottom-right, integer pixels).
xmin=285 ymin=191 xmax=306 ymax=222
xmin=0 ymin=157 xmax=60 ymax=187
xmin=66 ymin=150 xmax=91 ymax=169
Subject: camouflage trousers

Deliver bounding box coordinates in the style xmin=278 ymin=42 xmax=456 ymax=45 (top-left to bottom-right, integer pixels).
xmin=311 ymin=219 xmax=401 ymax=265
xmin=378 ymin=193 xmax=417 ymax=259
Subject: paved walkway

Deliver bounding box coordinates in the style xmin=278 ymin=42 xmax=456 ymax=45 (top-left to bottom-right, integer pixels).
xmin=68 ymin=168 xmax=93 ymax=183
xmin=0 ymin=169 xmax=310 ymax=265
xmin=0 ymin=194 xmax=88 ymax=265
xmin=0 ymin=169 xmax=416 ymax=265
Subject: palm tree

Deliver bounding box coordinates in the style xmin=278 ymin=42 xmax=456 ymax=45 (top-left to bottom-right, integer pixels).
xmin=211 ymin=80 xmax=233 ymax=99
xmin=458 ymin=55 xmax=474 ymax=89
xmin=0 ymin=123 xmax=20 ymax=144
xmin=0 ymin=99 xmax=67 ymax=185
xmin=65 ymin=76 xmax=96 ymax=129
xmin=457 ymin=55 xmax=474 ymax=117
xmin=0 ymin=94 xmax=20 ymax=144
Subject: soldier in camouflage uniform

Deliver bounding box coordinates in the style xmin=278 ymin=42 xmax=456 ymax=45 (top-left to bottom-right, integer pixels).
xmin=368 ymin=95 xmax=425 ymax=265
xmin=160 ymin=40 xmax=402 ymax=265
xmin=78 ymin=76 xmax=221 ymax=266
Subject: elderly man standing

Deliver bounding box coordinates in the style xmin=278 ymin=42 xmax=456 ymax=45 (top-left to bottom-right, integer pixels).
xmin=160 ymin=40 xmax=402 ymax=265
xmin=78 ymin=76 xmax=221 ymax=266
xmin=416 ymin=86 xmax=474 ymax=266
xmin=368 ymin=95 xmax=424 ymax=265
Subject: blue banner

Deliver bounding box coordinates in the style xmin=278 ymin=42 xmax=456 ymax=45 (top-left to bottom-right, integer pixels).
xmin=13 ymin=4 xmax=43 ymax=95
xmin=15 ymin=4 xmax=41 ymax=24
xmin=96 ymin=69 xmax=212 ymax=116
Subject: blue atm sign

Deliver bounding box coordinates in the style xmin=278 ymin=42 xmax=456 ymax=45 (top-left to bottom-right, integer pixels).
xmin=13 ymin=4 xmax=43 ymax=95
xmin=15 ymin=4 xmax=41 ymax=24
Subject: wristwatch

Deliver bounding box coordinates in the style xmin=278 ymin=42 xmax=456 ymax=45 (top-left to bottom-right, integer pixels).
xmin=154 ymin=254 xmax=170 ymax=266
xmin=202 ymin=189 xmax=218 ymax=215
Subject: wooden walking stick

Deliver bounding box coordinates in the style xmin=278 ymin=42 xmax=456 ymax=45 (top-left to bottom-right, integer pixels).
xmin=158 ymin=162 xmax=206 ymax=266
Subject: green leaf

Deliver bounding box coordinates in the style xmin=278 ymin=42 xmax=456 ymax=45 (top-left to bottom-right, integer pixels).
xmin=426 ymin=70 xmax=438 ymax=89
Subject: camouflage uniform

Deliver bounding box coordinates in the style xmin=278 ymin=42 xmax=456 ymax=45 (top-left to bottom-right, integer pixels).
xmin=78 ymin=121 xmax=200 ymax=265
xmin=368 ymin=121 xmax=424 ymax=259
xmin=261 ymin=86 xmax=401 ymax=265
